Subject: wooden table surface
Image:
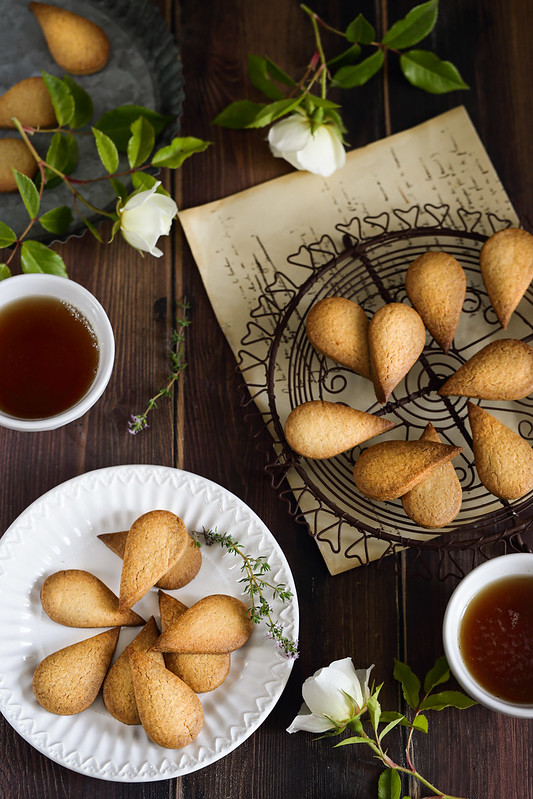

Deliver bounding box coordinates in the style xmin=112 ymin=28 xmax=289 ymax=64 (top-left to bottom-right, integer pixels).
xmin=1 ymin=1 xmax=532 ymax=797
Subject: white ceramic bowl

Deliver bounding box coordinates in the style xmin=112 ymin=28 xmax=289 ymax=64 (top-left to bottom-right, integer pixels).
xmin=0 ymin=274 xmax=114 ymax=432
xmin=443 ymin=552 xmax=533 ymax=718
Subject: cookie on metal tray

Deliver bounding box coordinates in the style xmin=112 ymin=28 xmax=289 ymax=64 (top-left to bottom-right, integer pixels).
xmin=368 ymin=303 xmax=426 ymax=403
xmin=0 ymin=138 xmax=37 ymax=192
xmin=306 ymin=296 xmax=371 ymax=379
xmin=0 ymin=77 xmax=56 ymax=129
xmin=480 ymin=227 xmax=533 ymax=329
xmin=438 ymin=339 xmax=533 ymax=400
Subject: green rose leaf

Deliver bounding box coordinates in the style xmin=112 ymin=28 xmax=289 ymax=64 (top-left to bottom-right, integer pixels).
xmin=110 ymin=177 xmax=128 ymax=203
xmin=0 ymin=264 xmax=11 ymax=280
xmin=245 ymin=97 xmax=302 ymax=128
xmin=393 ymin=660 xmax=421 ymax=710
xmin=82 ymin=217 xmax=104 ymax=243
xmin=366 ymin=692 xmax=382 ymax=732
xmin=94 ymin=105 xmax=174 ymax=151
xmin=127 ymin=116 xmax=156 ymax=169
xmin=39 ymin=206 xmax=73 ymax=235
xmin=424 ymin=655 xmax=450 ymax=693
xmin=21 ymin=240 xmax=68 ymax=277
xmin=248 ymin=54 xmax=285 ymax=100
xmin=0 ymin=221 xmax=17 ymax=248
xmin=264 ymin=57 xmax=297 ymax=88
xmin=410 ymin=713 xmax=429 ymax=732
xmin=42 ymin=71 xmax=75 ymax=127
xmin=14 ymin=170 xmax=40 ymax=219
xmin=378 ymin=713 xmax=405 ymax=742
xmin=400 ymin=50 xmax=469 ymax=93
xmin=213 ymin=99 xmax=269 ymax=128
xmin=92 ymin=127 xmax=119 ymax=174
xmin=63 ymin=75 xmax=93 ymax=128
xmin=335 ymin=735 xmax=371 ymax=746
xmin=42 ymin=132 xmax=78 ymax=189
xmin=382 ymin=0 xmax=438 ymax=49
xmin=327 ymin=43 xmax=362 ymax=70
xmin=130 ymin=172 xmax=161 ymax=192
xmin=420 ymin=690 xmax=477 ymax=711
xmin=346 ymin=13 xmax=375 ymax=45
xmin=333 ymin=49 xmax=384 ymax=88
xmin=152 ymin=136 xmax=211 ymax=168
xmin=378 ymin=768 xmax=402 ymax=799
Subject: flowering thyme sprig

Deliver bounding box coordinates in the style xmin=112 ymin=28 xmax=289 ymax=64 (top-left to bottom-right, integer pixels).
xmin=128 ymin=299 xmax=190 ymax=434
xmin=193 ymin=527 xmax=299 ymax=658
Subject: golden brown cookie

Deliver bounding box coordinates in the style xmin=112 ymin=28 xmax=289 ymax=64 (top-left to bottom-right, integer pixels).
xmin=119 ymin=510 xmax=189 ymax=610
xmin=41 ymin=569 xmax=144 ymax=628
xmin=401 ymin=423 xmax=463 ymax=527
xmin=0 ymin=138 xmax=37 ymax=192
xmin=284 ymin=399 xmax=395 ymax=459
xmin=0 ymin=77 xmax=56 ymax=129
xmin=129 ymin=649 xmax=204 ymax=749
xmin=29 ymin=2 xmax=110 ymax=75
xmin=438 ymin=339 xmax=533 ymax=400
xmin=480 ymin=227 xmax=533 ymax=329
xmin=33 ymin=627 xmax=119 ymax=715
xmin=468 ymin=402 xmax=533 ymax=499
xmin=152 ymin=594 xmax=252 ymax=654
xmin=353 ymin=439 xmax=463 ymax=501
xmin=158 ymin=591 xmax=231 ymax=694
xmin=305 ymin=296 xmax=371 ymax=378
xmin=368 ymin=303 xmax=426 ymax=403
xmin=405 ymin=251 xmax=466 ymax=353
xmin=99 ymin=529 xmax=202 ymax=590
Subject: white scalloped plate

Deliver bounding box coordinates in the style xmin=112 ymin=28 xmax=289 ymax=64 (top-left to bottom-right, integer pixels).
xmin=0 ymin=465 xmax=299 ymax=781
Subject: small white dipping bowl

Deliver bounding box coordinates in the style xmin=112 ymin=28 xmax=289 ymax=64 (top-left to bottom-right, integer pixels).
xmin=443 ymin=552 xmax=533 ymax=718
xmin=0 ymin=273 xmax=114 ymax=432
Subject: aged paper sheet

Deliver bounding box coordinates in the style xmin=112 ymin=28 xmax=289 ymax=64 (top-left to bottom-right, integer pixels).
xmin=179 ymin=106 xmax=519 ymax=574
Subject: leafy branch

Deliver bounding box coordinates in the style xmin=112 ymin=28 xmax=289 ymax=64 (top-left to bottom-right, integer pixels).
xmin=193 ymin=527 xmax=299 ymax=658
xmin=128 ymin=299 xmax=190 ymax=434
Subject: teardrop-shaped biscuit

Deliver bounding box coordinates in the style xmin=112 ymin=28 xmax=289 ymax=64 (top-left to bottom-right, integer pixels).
xmin=306 ymin=297 xmax=371 ymax=378
xmin=353 ymin=439 xmax=462 ymax=501
xmin=99 ymin=528 xmax=202 ymax=590
xmin=119 ymin=510 xmax=189 ymax=610
xmin=480 ymin=227 xmax=533 ymax=329
xmin=284 ymin=400 xmax=395 ymax=459
xmin=438 ymin=339 xmax=533 ymax=400
xmin=405 ymin=251 xmax=466 ymax=353
xmin=468 ymin=402 xmax=533 ymax=499
xmin=159 ymin=591 xmax=231 ymax=693
xmin=368 ymin=303 xmax=426 ymax=403
xmin=103 ymin=616 xmax=164 ymax=725
xmin=41 ymin=569 xmax=144 ymax=627
xmin=0 ymin=77 xmax=56 ymax=129
xmin=152 ymin=594 xmax=252 ymax=654
xmin=30 ymin=2 xmax=110 ymax=75
xmin=401 ymin=423 xmax=463 ymax=527
xmin=129 ymin=650 xmax=204 ymax=749
xmin=0 ymin=138 xmax=37 ymax=192
xmin=33 ymin=628 xmax=120 ymax=715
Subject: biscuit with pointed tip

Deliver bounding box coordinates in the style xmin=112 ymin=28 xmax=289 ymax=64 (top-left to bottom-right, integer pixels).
xmin=468 ymin=402 xmax=533 ymax=499
xmin=158 ymin=591 xmax=231 ymax=693
xmin=29 ymin=2 xmax=110 ymax=75
xmin=119 ymin=510 xmax=189 ymax=610
xmin=438 ymin=339 xmax=533 ymax=400
xmin=405 ymin=251 xmax=466 ymax=353
xmin=152 ymin=594 xmax=252 ymax=654
xmin=368 ymin=303 xmax=426 ymax=403
xmin=353 ymin=439 xmax=462 ymax=501
xmin=480 ymin=227 xmax=533 ymax=329
xmin=284 ymin=399 xmax=395 ymax=459
xmin=0 ymin=77 xmax=56 ymax=129
xmin=401 ymin=423 xmax=463 ymax=527
xmin=103 ymin=616 xmax=164 ymax=725
xmin=0 ymin=138 xmax=37 ymax=192
xmin=41 ymin=569 xmax=144 ymax=628
xmin=306 ymin=296 xmax=371 ymax=378
xmin=33 ymin=628 xmax=119 ymax=715
xmin=129 ymin=649 xmax=204 ymax=749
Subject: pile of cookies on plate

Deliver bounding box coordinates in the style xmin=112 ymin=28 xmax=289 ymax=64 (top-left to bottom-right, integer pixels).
xmin=0 ymin=2 xmax=110 ymax=191
xmin=32 ymin=510 xmax=252 ymax=749
xmin=284 ymin=227 xmax=533 ymax=528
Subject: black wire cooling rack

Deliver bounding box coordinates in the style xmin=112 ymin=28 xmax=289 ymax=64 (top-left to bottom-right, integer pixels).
xmin=237 ymin=204 xmax=533 ymax=578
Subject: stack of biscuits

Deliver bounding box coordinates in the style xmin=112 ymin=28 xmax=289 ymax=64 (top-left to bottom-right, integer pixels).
xmin=32 ymin=510 xmax=253 ymax=750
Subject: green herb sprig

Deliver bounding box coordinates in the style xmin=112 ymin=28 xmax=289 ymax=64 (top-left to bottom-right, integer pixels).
xmin=194 ymin=527 xmax=299 ymax=658
xmin=128 ymin=299 xmax=190 ymax=434
xmin=336 ymin=656 xmax=476 ymax=799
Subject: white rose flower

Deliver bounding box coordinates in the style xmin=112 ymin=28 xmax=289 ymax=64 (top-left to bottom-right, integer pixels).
xmin=268 ymin=113 xmax=346 ymax=177
xmin=287 ymin=657 xmax=374 ymax=734
xmin=119 ymin=182 xmax=178 ymax=257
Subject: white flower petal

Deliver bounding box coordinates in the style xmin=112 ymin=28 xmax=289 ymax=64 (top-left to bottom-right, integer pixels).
xmin=295 ymin=124 xmax=346 ymax=177
xmin=302 ymin=666 xmax=356 ymax=721
xmin=287 ymin=711 xmax=336 ymax=734
xmin=268 ymin=115 xmax=311 ymax=154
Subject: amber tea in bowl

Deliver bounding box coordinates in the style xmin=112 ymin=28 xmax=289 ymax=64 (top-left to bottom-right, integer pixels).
xmin=0 ymin=274 xmax=114 ymax=431
xmin=443 ymin=553 xmax=533 ymax=718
